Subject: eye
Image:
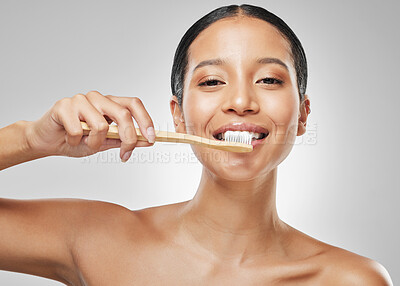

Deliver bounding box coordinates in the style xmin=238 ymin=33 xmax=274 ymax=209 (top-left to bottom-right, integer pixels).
xmin=257 ymin=77 xmax=284 ymax=85
xmin=198 ymin=77 xmax=224 ymax=87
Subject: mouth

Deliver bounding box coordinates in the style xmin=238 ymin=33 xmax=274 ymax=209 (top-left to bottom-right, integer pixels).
xmin=211 ymin=122 xmax=269 ymax=146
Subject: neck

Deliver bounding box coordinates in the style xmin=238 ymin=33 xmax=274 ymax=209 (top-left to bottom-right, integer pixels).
xmin=178 ymin=167 xmax=287 ymax=264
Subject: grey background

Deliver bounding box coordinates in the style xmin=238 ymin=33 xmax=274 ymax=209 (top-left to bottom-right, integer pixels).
xmin=0 ymin=0 xmax=398 ymax=284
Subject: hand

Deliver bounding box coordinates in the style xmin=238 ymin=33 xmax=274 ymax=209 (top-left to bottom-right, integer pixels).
xmin=26 ymin=91 xmax=155 ymax=162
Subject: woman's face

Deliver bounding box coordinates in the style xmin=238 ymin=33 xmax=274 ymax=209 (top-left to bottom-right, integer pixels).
xmin=171 ymin=16 xmax=308 ymax=181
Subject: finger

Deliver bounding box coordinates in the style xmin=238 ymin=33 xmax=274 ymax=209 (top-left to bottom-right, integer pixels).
xmin=61 ymin=112 xmax=84 ymax=147
xmin=52 ymin=98 xmax=83 ymax=146
xmin=72 ymin=93 xmax=109 ymax=151
xmin=98 ymin=138 xmax=121 ymax=152
xmin=106 ymin=95 xmax=155 ymax=144
xmin=97 ymin=138 xmax=153 ymax=152
xmin=85 ymin=91 xmax=137 ymax=159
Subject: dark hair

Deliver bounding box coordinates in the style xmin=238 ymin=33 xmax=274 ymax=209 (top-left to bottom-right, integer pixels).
xmin=171 ymin=4 xmax=307 ymax=106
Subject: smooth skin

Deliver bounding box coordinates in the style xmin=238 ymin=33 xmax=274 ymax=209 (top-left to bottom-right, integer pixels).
xmin=0 ymin=16 xmax=393 ymax=286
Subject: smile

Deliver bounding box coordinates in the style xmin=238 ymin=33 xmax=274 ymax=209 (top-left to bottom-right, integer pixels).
xmin=211 ymin=122 xmax=269 ymax=146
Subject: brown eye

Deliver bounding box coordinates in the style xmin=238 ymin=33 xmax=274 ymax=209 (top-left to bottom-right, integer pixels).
xmin=199 ymin=78 xmax=224 ymax=86
xmin=257 ymin=77 xmax=283 ymax=85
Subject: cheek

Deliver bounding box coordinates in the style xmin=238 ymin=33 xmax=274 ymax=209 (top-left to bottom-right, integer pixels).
xmin=263 ymin=92 xmax=299 ymax=143
xmin=183 ymin=91 xmax=220 ymax=135
xmin=267 ymin=95 xmax=298 ymax=124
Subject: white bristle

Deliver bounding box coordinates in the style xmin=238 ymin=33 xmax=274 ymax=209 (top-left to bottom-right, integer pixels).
xmin=224 ymin=131 xmax=252 ymax=145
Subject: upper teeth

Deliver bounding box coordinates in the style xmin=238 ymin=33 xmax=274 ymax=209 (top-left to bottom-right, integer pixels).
xmin=218 ymin=131 xmax=264 ymax=144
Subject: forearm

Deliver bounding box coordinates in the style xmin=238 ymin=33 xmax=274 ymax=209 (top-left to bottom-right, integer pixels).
xmin=0 ymin=121 xmax=46 ymax=171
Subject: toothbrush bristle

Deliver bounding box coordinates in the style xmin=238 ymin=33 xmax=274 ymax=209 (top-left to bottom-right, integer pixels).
xmin=224 ymin=131 xmax=252 ymax=145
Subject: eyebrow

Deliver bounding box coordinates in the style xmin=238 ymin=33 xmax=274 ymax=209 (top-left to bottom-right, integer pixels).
xmin=256 ymin=57 xmax=289 ymax=71
xmin=192 ymin=57 xmax=289 ymax=73
xmin=192 ymin=58 xmax=226 ymax=73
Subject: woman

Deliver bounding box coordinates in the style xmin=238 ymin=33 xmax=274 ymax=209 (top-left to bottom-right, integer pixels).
xmin=0 ymin=4 xmax=393 ymax=285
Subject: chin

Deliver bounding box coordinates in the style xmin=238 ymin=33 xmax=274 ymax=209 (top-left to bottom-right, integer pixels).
xmin=192 ymin=146 xmax=275 ymax=181
xmin=214 ymin=167 xmax=264 ymax=181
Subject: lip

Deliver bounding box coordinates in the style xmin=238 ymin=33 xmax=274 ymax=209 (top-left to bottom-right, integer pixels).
xmin=211 ymin=122 xmax=269 ymax=147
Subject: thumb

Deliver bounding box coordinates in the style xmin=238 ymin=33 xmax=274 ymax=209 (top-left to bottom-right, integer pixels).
xmin=97 ymin=138 xmax=122 ymax=152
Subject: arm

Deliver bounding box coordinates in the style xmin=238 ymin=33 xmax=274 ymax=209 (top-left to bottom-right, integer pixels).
xmin=0 ymin=198 xmax=83 ymax=284
xmin=0 ymin=197 xmax=137 ymax=285
xmin=0 ymin=120 xmax=44 ymax=171
xmin=0 ymin=91 xmax=156 ymax=284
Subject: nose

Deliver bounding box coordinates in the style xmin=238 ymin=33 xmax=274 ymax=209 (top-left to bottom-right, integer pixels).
xmin=221 ymin=83 xmax=260 ymax=116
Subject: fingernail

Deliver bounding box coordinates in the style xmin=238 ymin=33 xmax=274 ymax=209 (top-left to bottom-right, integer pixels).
xmin=121 ymin=151 xmax=132 ymax=162
xmin=146 ymin=127 xmax=155 ymax=144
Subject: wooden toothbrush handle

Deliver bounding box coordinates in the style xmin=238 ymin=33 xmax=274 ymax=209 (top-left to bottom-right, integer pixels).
xmin=80 ymin=121 xmax=184 ymax=143
xmin=80 ymin=121 xmax=194 ymax=143
xmin=80 ymin=121 xmax=253 ymax=153
xmin=80 ymin=121 xmax=146 ymax=141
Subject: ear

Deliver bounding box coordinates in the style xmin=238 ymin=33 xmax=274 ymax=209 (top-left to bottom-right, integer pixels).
xmin=297 ymin=94 xmax=311 ymax=136
xmin=170 ymin=95 xmax=186 ymax=133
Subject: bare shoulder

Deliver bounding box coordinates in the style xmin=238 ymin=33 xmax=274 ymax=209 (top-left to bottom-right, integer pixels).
xmin=320 ymin=246 xmax=393 ymax=285
xmin=72 ymin=198 xmax=189 ymax=241
xmin=133 ymin=200 xmax=189 ymax=228
xmin=69 ymin=198 xmax=146 ymax=235
xmin=74 ymin=198 xmax=189 ymax=240
xmin=282 ymin=225 xmax=392 ymax=285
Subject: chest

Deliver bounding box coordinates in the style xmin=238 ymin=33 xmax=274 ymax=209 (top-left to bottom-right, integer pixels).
xmin=73 ymin=244 xmax=323 ymax=286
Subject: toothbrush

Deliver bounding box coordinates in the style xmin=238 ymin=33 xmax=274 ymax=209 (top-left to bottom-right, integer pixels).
xmin=80 ymin=121 xmax=253 ymax=153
